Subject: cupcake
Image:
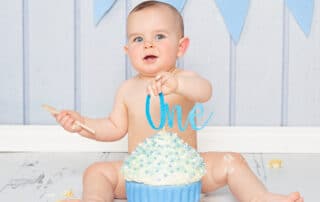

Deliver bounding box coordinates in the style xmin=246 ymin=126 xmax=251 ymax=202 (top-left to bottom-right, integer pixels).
xmin=122 ymin=131 xmax=206 ymax=202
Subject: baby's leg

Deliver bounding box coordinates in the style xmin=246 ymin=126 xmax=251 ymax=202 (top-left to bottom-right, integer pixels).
xmin=61 ymin=161 xmax=125 ymax=202
xmin=82 ymin=161 xmax=126 ymax=202
xmin=201 ymin=152 xmax=303 ymax=202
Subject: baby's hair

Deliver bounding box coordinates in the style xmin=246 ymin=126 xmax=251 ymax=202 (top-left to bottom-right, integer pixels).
xmin=128 ymin=0 xmax=184 ymax=37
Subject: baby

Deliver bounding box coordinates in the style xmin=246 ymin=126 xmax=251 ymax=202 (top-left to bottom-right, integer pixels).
xmin=55 ymin=1 xmax=303 ymax=202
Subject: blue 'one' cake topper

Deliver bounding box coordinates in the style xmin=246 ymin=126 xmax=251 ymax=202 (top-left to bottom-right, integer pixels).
xmin=146 ymin=93 xmax=213 ymax=131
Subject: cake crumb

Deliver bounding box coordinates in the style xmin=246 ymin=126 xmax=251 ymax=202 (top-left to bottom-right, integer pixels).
xmin=64 ymin=189 xmax=74 ymax=198
xmin=268 ymin=159 xmax=282 ymax=168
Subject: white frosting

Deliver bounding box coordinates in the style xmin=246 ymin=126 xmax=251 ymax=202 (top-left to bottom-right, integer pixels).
xmin=122 ymin=131 xmax=206 ymax=186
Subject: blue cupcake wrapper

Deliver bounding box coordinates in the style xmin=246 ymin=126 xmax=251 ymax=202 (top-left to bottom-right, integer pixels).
xmin=126 ymin=181 xmax=201 ymax=202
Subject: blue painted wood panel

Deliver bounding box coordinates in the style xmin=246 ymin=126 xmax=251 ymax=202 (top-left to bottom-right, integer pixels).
xmin=79 ymin=0 xmax=126 ymax=118
xmin=287 ymin=0 xmax=320 ymax=125
xmin=27 ymin=0 xmax=75 ymax=124
xmin=0 ymin=0 xmax=24 ymax=124
xmin=236 ymin=0 xmax=284 ymax=125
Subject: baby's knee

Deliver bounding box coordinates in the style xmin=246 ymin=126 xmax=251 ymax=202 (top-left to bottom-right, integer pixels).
xmin=83 ymin=162 xmax=118 ymax=184
xmin=201 ymin=152 xmax=246 ymax=189
xmin=223 ymin=152 xmax=246 ymax=165
xmin=82 ymin=161 xmax=126 ymax=199
xmin=222 ymin=152 xmax=247 ymax=174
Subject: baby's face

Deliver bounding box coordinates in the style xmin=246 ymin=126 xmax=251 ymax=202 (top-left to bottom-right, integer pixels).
xmin=125 ymin=6 xmax=184 ymax=77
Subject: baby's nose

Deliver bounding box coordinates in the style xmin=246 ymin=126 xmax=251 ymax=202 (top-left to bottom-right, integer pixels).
xmin=144 ymin=40 xmax=154 ymax=48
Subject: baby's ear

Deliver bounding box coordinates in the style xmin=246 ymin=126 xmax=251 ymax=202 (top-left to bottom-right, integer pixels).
xmin=123 ymin=45 xmax=129 ymax=54
xmin=177 ymin=37 xmax=190 ymax=57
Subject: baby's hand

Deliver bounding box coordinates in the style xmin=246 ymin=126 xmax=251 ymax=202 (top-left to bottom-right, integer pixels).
xmin=55 ymin=110 xmax=84 ymax=133
xmin=147 ymin=71 xmax=178 ymax=96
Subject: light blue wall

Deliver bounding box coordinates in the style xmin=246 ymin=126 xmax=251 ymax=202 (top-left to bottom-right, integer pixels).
xmin=1 ymin=0 xmax=320 ymax=126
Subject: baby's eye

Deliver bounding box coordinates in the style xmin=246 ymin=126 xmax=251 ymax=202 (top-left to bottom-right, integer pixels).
xmin=133 ymin=36 xmax=143 ymax=43
xmin=155 ymin=34 xmax=166 ymax=41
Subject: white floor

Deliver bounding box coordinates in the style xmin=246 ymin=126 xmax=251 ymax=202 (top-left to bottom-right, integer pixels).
xmin=0 ymin=153 xmax=318 ymax=202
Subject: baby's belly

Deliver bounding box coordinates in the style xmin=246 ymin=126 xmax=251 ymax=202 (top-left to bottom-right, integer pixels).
xmin=127 ymin=127 xmax=197 ymax=153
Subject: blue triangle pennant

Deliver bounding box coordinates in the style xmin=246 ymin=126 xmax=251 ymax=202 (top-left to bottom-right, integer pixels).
xmin=285 ymin=0 xmax=314 ymax=36
xmin=158 ymin=0 xmax=187 ymax=12
xmin=215 ymin=0 xmax=250 ymax=44
xmin=94 ymin=0 xmax=117 ymax=25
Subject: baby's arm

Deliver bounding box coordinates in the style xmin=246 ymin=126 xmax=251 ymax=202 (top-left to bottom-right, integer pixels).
xmin=175 ymin=70 xmax=212 ymax=102
xmin=55 ymin=82 xmax=128 ymax=142
xmin=150 ymin=70 xmax=212 ymax=103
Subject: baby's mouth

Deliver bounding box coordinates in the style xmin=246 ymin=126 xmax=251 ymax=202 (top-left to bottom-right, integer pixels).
xmin=143 ymin=55 xmax=158 ymax=63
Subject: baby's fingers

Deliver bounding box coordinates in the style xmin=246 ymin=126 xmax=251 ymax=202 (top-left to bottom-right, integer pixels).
xmin=63 ymin=116 xmax=74 ymax=128
xmin=62 ymin=116 xmax=81 ymax=132
xmin=55 ymin=111 xmax=68 ymax=123
xmin=156 ymin=80 xmax=162 ymax=94
xmin=147 ymin=85 xmax=155 ymax=96
xmin=55 ymin=111 xmax=80 ymax=133
xmin=147 ymin=80 xmax=161 ymax=96
xmin=147 ymin=84 xmax=160 ymax=96
xmin=152 ymin=79 xmax=163 ymax=95
xmin=59 ymin=114 xmax=73 ymax=127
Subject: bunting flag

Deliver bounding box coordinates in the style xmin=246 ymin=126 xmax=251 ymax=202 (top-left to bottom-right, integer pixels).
xmin=215 ymin=0 xmax=250 ymax=44
xmin=93 ymin=0 xmax=186 ymax=26
xmin=92 ymin=0 xmax=315 ymax=39
xmin=93 ymin=0 xmax=116 ymax=25
xmin=285 ymin=0 xmax=314 ymax=36
xmin=158 ymin=0 xmax=187 ymax=12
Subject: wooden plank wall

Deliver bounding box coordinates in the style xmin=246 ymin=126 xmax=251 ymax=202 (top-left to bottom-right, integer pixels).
xmin=0 ymin=0 xmax=24 ymax=124
xmin=0 ymin=0 xmax=319 ymax=126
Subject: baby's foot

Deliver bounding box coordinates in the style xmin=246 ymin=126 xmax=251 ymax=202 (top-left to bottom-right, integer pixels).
xmin=251 ymin=191 xmax=303 ymax=202
xmin=57 ymin=199 xmax=81 ymax=202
